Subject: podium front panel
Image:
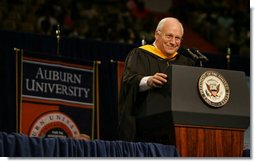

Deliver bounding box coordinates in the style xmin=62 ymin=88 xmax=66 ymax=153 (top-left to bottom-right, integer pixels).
xmin=169 ymin=65 xmax=250 ymax=129
xmin=137 ymin=65 xmax=250 ymax=129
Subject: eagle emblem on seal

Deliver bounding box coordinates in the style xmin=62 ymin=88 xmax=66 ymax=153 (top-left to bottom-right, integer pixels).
xmin=206 ymin=83 xmax=220 ymax=97
xmin=198 ymin=71 xmax=230 ymax=108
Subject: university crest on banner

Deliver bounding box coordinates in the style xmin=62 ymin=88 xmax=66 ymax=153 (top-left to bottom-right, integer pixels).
xmin=15 ymin=49 xmax=98 ymax=140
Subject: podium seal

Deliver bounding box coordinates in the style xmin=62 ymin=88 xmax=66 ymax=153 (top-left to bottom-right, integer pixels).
xmin=198 ymin=71 xmax=230 ymax=108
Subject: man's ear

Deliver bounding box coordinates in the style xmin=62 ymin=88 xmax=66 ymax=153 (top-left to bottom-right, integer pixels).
xmin=155 ymin=30 xmax=160 ymax=39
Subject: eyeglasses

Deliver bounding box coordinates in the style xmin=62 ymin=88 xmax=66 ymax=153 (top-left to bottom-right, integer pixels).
xmin=158 ymin=31 xmax=183 ymax=43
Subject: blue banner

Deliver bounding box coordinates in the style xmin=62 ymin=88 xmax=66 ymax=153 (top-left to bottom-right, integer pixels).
xmin=23 ymin=59 xmax=94 ymax=107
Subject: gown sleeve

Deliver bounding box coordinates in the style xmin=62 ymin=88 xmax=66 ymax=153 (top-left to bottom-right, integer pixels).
xmin=117 ymin=48 xmax=150 ymax=141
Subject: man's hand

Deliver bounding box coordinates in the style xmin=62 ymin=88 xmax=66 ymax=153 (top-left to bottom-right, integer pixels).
xmin=147 ymin=73 xmax=167 ymax=88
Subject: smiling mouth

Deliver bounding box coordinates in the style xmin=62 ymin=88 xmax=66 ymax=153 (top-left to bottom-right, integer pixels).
xmin=166 ymin=45 xmax=175 ymax=50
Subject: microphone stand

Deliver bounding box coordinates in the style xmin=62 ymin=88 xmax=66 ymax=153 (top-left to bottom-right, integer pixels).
xmin=198 ymin=60 xmax=203 ymax=67
xmin=56 ymin=25 xmax=61 ymax=56
xmin=187 ymin=48 xmax=203 ymax=67
xmin=191 ymin=48 xmax=209 ymax=67
xmin=226 ymin=47 xmax=231 ymax=69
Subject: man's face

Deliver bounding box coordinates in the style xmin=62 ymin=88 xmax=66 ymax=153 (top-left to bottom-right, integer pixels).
xmin=155 ymin=21 xmax=183 ymax=57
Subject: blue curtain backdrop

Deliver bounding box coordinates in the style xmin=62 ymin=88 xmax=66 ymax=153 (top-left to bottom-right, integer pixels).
xmin=0 ymin=132 xmax=179 ymax=157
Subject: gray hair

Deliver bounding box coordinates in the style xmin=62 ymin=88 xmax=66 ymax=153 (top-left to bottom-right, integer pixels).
xmin=156 ymin=17 xmax=184 ymax=35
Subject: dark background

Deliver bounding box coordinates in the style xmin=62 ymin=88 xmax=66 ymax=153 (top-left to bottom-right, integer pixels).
xmin=0 ymin=0 xmax=250 ymax=141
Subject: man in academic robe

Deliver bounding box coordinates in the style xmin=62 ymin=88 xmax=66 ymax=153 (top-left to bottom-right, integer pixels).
xmin=118 ymin=17 xmax=195 ymax=143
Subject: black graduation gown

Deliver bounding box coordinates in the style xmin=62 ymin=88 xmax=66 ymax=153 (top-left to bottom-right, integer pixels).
xmin=117 ymin=47 xmax=195 ymax=142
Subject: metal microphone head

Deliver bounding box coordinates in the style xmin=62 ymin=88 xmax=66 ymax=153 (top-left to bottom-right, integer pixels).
xmin=190 ymin=48 xmax=208 ymax=62
xmin=187 ymin=48 xmax=199 ymax=60
xmin=178 ymin=47 xmax=199 ymax=61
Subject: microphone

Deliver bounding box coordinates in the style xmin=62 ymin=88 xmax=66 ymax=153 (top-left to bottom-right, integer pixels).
xmin=178 ymin=47 xmax=199 ymax=61
xmin=190 ymin=48 xmax=209 ymax=62
xmin=187 ymin=48 xmax=199 ymax=61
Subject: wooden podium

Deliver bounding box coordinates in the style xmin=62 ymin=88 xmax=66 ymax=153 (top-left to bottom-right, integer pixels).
xmin=136 ymin=65 xmax=250 ymax=157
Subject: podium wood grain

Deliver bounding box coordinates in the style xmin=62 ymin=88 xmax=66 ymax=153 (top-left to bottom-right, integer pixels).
xmin=175 ymin=124 xmax=244 ymax=157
